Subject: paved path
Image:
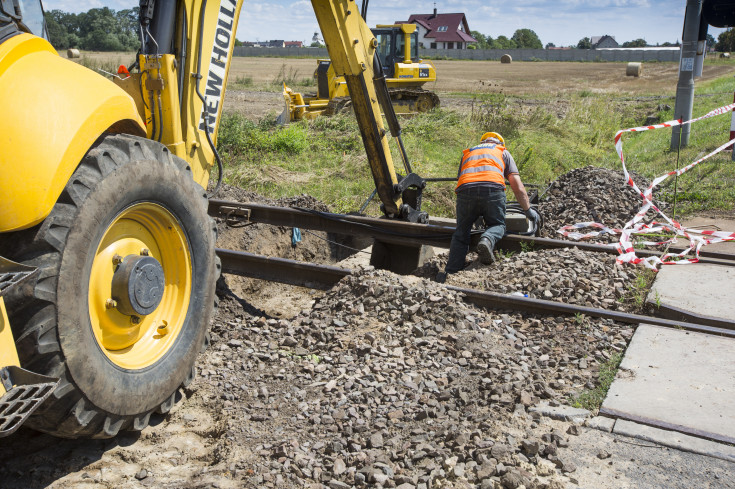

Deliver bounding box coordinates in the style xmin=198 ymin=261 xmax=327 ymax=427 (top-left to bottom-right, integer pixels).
xmin=601 ymin=259 xmax=735 ymax=460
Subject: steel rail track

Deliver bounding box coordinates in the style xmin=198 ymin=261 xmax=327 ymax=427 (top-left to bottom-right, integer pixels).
xmin=209 ymin=199 xmax=735 ymax=266
xmin=216 ymin=248 xmax=735 ymax=337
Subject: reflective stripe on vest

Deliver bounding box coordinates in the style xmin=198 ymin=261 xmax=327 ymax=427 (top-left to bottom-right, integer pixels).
xmin=456 ymin=143 xmax=506 ymax=190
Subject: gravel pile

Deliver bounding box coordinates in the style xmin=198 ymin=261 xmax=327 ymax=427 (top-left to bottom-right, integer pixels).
xmin=200 ymin=268 xmax=634 ymax=488
xmin=447 ymin=247 xmax=637 ymax=311
xmin=539 ymin=166 xmax=659 ymax=243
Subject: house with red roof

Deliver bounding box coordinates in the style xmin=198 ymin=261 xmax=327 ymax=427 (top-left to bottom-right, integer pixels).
xmin=397 ymin=8 xmax=477 ymax=50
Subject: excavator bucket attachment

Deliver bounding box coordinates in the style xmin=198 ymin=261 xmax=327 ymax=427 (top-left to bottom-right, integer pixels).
xmin=278 ymin=83 xmax=332 ymax=124
xmin=0 ymin=257 xmax=59 ymax=438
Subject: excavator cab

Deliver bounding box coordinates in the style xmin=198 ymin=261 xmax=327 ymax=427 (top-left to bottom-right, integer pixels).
xmin=372 ymin=24 xmax=419 ymax=77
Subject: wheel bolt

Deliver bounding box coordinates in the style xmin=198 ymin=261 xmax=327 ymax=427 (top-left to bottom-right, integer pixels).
xmin=105 ymin=298 xmax=118 ymax=309
xmin=140 ymin=248 xmax=150 ymax=256
xmin=131 ymin=315 xmax=141 ymax=324
xmin=112 ymin=254 xmax=123 ymax=265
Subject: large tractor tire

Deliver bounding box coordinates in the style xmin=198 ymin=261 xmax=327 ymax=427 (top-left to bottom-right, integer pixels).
xmin=0 ymin=134 xmax=217 ymax=438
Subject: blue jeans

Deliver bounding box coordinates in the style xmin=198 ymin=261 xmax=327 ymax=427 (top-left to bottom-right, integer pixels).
xmin=445 ymin=187 xmax=506 ymax=273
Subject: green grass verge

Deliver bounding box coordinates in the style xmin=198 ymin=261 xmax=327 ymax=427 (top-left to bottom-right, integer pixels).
xmin=217 ymin=68 xmax=735 ymax=218
xmin=572 ymin=352 xmax=623 ymax=412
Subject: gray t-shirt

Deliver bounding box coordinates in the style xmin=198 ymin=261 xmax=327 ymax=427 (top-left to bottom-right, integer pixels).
xmin=456 ymin=138 xmax=518 ymax=192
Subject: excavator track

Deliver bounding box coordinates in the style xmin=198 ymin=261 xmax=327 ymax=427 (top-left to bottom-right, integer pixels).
xmin=388 ymin=88 xmax=440 ymax=113
xmin=324 ymin=90 xmax=439 ymax=116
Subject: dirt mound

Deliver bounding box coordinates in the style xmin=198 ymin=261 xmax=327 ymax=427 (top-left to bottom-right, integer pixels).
xmin=538 ymin=166 xmax=661 ymax=243
xmin=213 ymin=185 xmax=355 ymax=318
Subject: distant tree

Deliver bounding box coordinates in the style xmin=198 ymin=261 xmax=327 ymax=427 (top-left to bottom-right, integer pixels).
xmin=45 ymin=10 xmax=80 ymax=49
xmin=706 ymin=33 xmax=716 ymax=50
xmin=716 ymin=29 xmax=735 ymax=51
xmin=491 ymin=35 xmax=516 ymax=50
xmin=661 ymin=42 xmax=675 ymax=47
xmin=622 ymin=38 xmax=647 ymax=48
xmin=511 ymin=28 xmax=542 ymax=49
xmin=470 ymin=30 xmax=491 ymax=49
xmin=234 ymin=38 xmax=243 ymax=47
xmin=309 ymin=41 xmax=324 ymax=48
xmin=45 ymin=7 xmax=140 ymax=51
xmin=545 ymin=42 xmax=556 ymax=49
xmin=577 ymin=37 xmax=592 ymax=49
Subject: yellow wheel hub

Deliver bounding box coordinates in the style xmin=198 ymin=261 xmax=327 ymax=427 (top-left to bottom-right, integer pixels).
xmin=88 ymin=203 xmax=192 ymax=370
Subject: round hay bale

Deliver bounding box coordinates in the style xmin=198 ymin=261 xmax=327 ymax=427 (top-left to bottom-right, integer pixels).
xmin=500 ymin=54 xmax=512 ymax=64
xmin=626 ymin=62 xmax=642 ymax=77
xmin=67 ymin=48 xmax=80 ymax=59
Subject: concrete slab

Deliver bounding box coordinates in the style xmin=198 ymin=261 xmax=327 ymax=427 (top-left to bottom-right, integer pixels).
xmin=585 ymin=416 xmax=615 ymax=433
xmin=647 ymin=263 xmax=735 ymax=319
xmin=674 ymin=217 xmax=735 ymax=254
xmin=613 ymin=419 xmax=735 ymax=463
xmin=529 ymin=403 xmax=591 ymax=423
xmin=602 ymin=324 xmax=735 ymax=445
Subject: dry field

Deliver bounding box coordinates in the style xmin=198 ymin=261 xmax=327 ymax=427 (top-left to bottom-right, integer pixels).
xmin=68 ymin=52 xmax=735 ymax=120
xmin=224 ymin=57 xmax=733 ymax=96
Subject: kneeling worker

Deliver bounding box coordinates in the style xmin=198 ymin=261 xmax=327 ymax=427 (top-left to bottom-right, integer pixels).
xmin=438 ymin=132 xmax=539 ymax=281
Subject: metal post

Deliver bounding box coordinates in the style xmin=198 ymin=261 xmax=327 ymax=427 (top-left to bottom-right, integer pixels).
xmin=671 ymin=0 xmax=703 ymax=150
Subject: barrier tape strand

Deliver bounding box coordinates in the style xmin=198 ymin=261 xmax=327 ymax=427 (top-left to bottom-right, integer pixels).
xmin=557 ymin=102 xmax=735 ymax=270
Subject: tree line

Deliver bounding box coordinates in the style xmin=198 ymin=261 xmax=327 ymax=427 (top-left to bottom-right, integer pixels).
xmin=42 ymin=7 xmax=735 ymax=54
xmin=469 ymin=29 xmax=543 ymax=50
xmin=470 ymin=29 xmax=735 ymax=51
xmin=45 ymin=7 xmax=139 ymax=51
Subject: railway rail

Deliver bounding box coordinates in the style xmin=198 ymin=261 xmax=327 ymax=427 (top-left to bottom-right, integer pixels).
xmin=209 ymin=199 xmax=735 ymax=266
xmin=211 ymin=199 xmax=735 ymax=337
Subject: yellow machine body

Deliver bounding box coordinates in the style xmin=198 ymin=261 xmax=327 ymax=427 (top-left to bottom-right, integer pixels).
xmin=0 ymin=34 xmax=145 ymax=233
xmin=311 ymin=0 xmax=404 ymax=216
xmin=112 ymin=0 xmax=244 ymax=187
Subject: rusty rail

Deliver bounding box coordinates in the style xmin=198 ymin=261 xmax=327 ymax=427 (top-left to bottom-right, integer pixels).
xmin=216 ymin=248 xmax=735 ymax=337
xmin=209 ymin=199 xmax=735 ymax=266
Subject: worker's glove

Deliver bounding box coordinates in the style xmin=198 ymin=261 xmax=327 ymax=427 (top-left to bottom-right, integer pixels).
xmin=524 ymin=207 xmax=540 ymax=224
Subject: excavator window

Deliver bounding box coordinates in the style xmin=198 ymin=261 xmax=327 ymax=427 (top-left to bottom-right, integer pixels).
xmin=12 ymin=0 xmax=47 ymax=39
xmin=373 ymin=29 xmax=394 ymax=77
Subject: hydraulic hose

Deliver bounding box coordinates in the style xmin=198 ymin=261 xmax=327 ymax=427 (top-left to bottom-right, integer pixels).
xmin=193 ymin=0 xmax=225 ymax=198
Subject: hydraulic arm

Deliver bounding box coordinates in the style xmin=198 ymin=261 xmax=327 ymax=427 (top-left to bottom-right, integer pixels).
xmin=311 ymin=0 xmax=427 ymax=222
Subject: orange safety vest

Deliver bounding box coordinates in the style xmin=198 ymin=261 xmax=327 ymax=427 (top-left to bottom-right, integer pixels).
xmin=456 ymin=143 xmax=506 ymax=190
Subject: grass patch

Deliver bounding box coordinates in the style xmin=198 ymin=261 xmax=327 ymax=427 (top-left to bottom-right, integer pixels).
xmin=76 ymin=55 xmax=125 ymax=76
xmin=233 ymin=75 xmax=253 ymax=87
xmin=217 ymin=68 xmax=735 ymax=218
xmin=571 ymin=352 xmax=623 ymax=411
xmin=619 ymin=268 xmax=657 ymax=311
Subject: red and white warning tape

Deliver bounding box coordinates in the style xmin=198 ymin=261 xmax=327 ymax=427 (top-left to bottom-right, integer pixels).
xmin=558 ymin=102 xmax=735 ymax=270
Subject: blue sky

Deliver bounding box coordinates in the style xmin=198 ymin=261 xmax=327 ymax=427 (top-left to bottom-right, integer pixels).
xmin=42 ymin=0 xmax=725 ymax=48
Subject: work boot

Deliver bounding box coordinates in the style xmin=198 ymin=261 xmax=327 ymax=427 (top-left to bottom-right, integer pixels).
xmin=476 ymin=238 xmax=496 ymax=265
xmin=435 ymin=271 xmax=447 ymax=283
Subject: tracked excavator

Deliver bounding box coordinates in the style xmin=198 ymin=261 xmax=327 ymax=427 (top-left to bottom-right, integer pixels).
xmin=0 ymin=0 xmax=430 ymax=438
xmin=281 ymin=22 xmax=439 ymax=122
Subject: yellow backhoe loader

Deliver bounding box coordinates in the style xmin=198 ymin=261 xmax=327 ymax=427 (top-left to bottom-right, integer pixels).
xmin=1 ymin=0 xmax=428 ymax=438
xmin=280 ymin=22 xmax=439 ymax=122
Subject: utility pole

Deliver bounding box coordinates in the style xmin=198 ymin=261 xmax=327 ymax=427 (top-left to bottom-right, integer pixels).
xmin=671 ymin=0 xmax=703 ymax=150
